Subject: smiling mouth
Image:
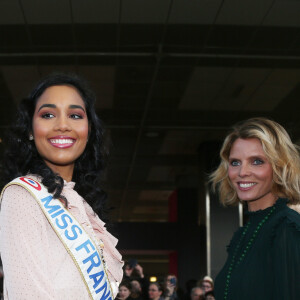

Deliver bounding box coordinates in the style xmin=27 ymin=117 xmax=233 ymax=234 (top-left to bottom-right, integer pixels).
xmin=238 ymin=182 xmax=257 ymax=189
xmin=49 ymin=138 xmax=75 ymax=148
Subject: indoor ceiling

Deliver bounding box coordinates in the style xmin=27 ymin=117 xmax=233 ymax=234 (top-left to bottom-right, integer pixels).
xmin=0 ymin=0 xmax=300 ymax=222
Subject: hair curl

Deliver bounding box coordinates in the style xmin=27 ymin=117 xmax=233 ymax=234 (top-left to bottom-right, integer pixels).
xmin=1 ymin=73 xmax=109 ymax=220
xmin=210 ymin=117 xmax=300 ymax=206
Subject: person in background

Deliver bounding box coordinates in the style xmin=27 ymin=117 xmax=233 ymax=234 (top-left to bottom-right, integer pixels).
xmin=198 ymin=276 xmax=213 ymax=294
xmin=130 ymin=280 xmax=144 ymax=300
xmin=164 ymin=274 xmax=179 ymax=300
xmin=210 ymin=117 xmax=300 ymax=299
xmin=182 ymin=279 xmax=197 ymax=300
xmin=124 ymin=260 xmax=149 ymax=299
xmin=148 ymin=282 xmax=164 ymax=300
xmin=204 ymin=291 xmax=215 ymax=300
xmin=190 ymin=287 xmax=204 ymax=300
xmin=118 ymin=281 xmax=133 ymax=300
xmin=124 ymin=260 xmax=145 ymax=279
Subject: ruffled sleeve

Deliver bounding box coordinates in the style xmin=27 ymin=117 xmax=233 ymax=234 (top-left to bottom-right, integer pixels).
xmin=82 ymin=200 xmax=124 ymax=282
xmin=271 ymin=209 xmax=300 ymax=300
xmin=61 ymin=183 xmax=124 ymax=291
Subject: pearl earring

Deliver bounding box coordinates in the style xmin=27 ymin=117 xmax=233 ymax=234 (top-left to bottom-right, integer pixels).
xmin=29 ymin=135 xmax=34 ymax=140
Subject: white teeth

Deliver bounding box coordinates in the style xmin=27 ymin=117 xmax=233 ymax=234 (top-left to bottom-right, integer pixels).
xmin=50 ymin=139 xmax=74 ymax=144
xmin=239 ymin=183 xmax=256 ymax=188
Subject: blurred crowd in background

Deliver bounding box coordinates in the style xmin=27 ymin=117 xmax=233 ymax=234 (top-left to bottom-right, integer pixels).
xmin=0 ymin=258 xmax=214 ymax=300
xmin=117 ymin=261 xmax=215 ymax=300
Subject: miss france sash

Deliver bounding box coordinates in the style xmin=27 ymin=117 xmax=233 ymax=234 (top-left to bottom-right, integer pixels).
xmin=1 ymin=177 xmax=114 ymax=300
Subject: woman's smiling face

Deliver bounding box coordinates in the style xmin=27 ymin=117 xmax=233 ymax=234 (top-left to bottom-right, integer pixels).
xmin=228 ymin=138 xmax=275 ymax=211
xmin=32 ymin=85 xmax=89 ymax=178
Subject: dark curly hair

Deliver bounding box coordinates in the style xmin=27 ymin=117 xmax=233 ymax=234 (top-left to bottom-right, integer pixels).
xmin=1 ymin=73 xmax=109 ymax=220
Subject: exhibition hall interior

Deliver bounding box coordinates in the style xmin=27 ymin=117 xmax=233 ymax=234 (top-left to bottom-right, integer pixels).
xmin=0 ymin=0 xmax=299 ymax=289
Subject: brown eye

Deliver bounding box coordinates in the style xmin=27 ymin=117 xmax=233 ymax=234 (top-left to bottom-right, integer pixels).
xmin=70 ymin=114 xmax=83 ymax=119
xmin=41 ymin=113 xmax=54 ymax=119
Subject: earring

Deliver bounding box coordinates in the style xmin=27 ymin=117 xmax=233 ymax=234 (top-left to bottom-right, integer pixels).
xmin=29 ymin=135 xmax=34 ymax=140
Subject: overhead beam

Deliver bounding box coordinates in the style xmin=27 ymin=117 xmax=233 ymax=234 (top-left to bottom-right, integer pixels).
xmin=0 ymin=52 xmax=300 ymax=61
xmin=110 ymin=154 xmax=198 ymax=166
xmin=107 ymin=181 xmax=176 ymax=190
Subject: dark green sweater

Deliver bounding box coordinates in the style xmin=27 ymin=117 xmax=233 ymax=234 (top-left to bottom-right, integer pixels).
xmin=215 ymin=198 xmax=300 ymax=300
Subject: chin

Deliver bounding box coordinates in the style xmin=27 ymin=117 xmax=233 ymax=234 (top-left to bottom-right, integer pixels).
xmin=237 ymin=194 xmax=256 ymax=202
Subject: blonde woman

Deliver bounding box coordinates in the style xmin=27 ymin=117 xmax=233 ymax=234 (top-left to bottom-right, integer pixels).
xmin=211 ymin=118 xmax=300 ymax=300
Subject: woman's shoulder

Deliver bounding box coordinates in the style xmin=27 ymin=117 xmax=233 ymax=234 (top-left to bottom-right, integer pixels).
xmin=2 ymin=174 xmax=42 ymax=189
xmin=1 ymin=184 xmax=39 ymax=224
xmin=2 ymin=175 xmax=39 ymax=195
xmin=1 ymin=176 xmax=43 ymax=210
xmin=270 ymin=203 xmax=300 ymax=243
xmin=273 ymin=202 xmax=300 ymax=226
xmin=0 ymin=176 xmax=53 ymax=228
xmin=2 ymin=179 xmax=31 ymax=197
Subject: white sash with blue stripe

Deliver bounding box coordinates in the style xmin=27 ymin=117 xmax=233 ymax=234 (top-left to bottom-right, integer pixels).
xmin=1 ymin=176 xmax=114 ymax=300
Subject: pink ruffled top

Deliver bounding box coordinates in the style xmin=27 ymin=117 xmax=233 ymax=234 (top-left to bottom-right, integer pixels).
xmin=0 ymin=176 xmax=123 ymax=300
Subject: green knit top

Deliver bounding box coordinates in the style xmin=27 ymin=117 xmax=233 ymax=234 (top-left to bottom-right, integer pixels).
xmin=215 ymin=198 xmax=300 ymax=300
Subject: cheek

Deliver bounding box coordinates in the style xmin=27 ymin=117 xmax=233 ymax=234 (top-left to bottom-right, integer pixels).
xmin=257 ymin=166 xmax=273 ymax=182
xmin=32 ymin=119 xmax=46 ymax=137
xmin=228 ymin=167 xmax=237 ymax=181
xmin=120 ymin=289 xmax=127 ymax=295
xmin=32 ymin=121 xmax=49 ymax=153
xmin=78 ymin=121 xmax=89 ymax=140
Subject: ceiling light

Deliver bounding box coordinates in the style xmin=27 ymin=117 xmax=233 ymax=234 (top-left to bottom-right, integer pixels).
xmin=150 ymin=276 xmax=157 ymax=282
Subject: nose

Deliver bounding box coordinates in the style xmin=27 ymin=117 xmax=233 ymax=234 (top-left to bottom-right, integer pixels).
xmin=239 ymin=163 xmax=250 ymax=177
xmin=54 ymin=116 xmax=71 ymax=132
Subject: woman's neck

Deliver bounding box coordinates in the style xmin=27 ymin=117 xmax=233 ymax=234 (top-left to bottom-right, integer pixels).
xmin=247 ymin=193 xmax=276 ymax=212
xmin=44 ymin=162 xmax=74 ymax=182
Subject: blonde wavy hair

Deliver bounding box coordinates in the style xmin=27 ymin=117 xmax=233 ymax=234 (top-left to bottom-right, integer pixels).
xmin=210 ymin=117 xmax=300 ymax=206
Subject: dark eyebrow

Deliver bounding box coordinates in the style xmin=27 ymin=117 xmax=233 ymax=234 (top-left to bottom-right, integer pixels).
xmin=37 ymin=104 xmax=86 ymax=113
xmin=69 ymin=104 xmax=86 ymax=113
xmin=37 ymin=104 xmax=56 ymax=112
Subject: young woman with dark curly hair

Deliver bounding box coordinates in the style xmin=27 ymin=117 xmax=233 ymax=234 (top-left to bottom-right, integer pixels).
xmin=0 ymin=73 xmax=123 ymax=300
